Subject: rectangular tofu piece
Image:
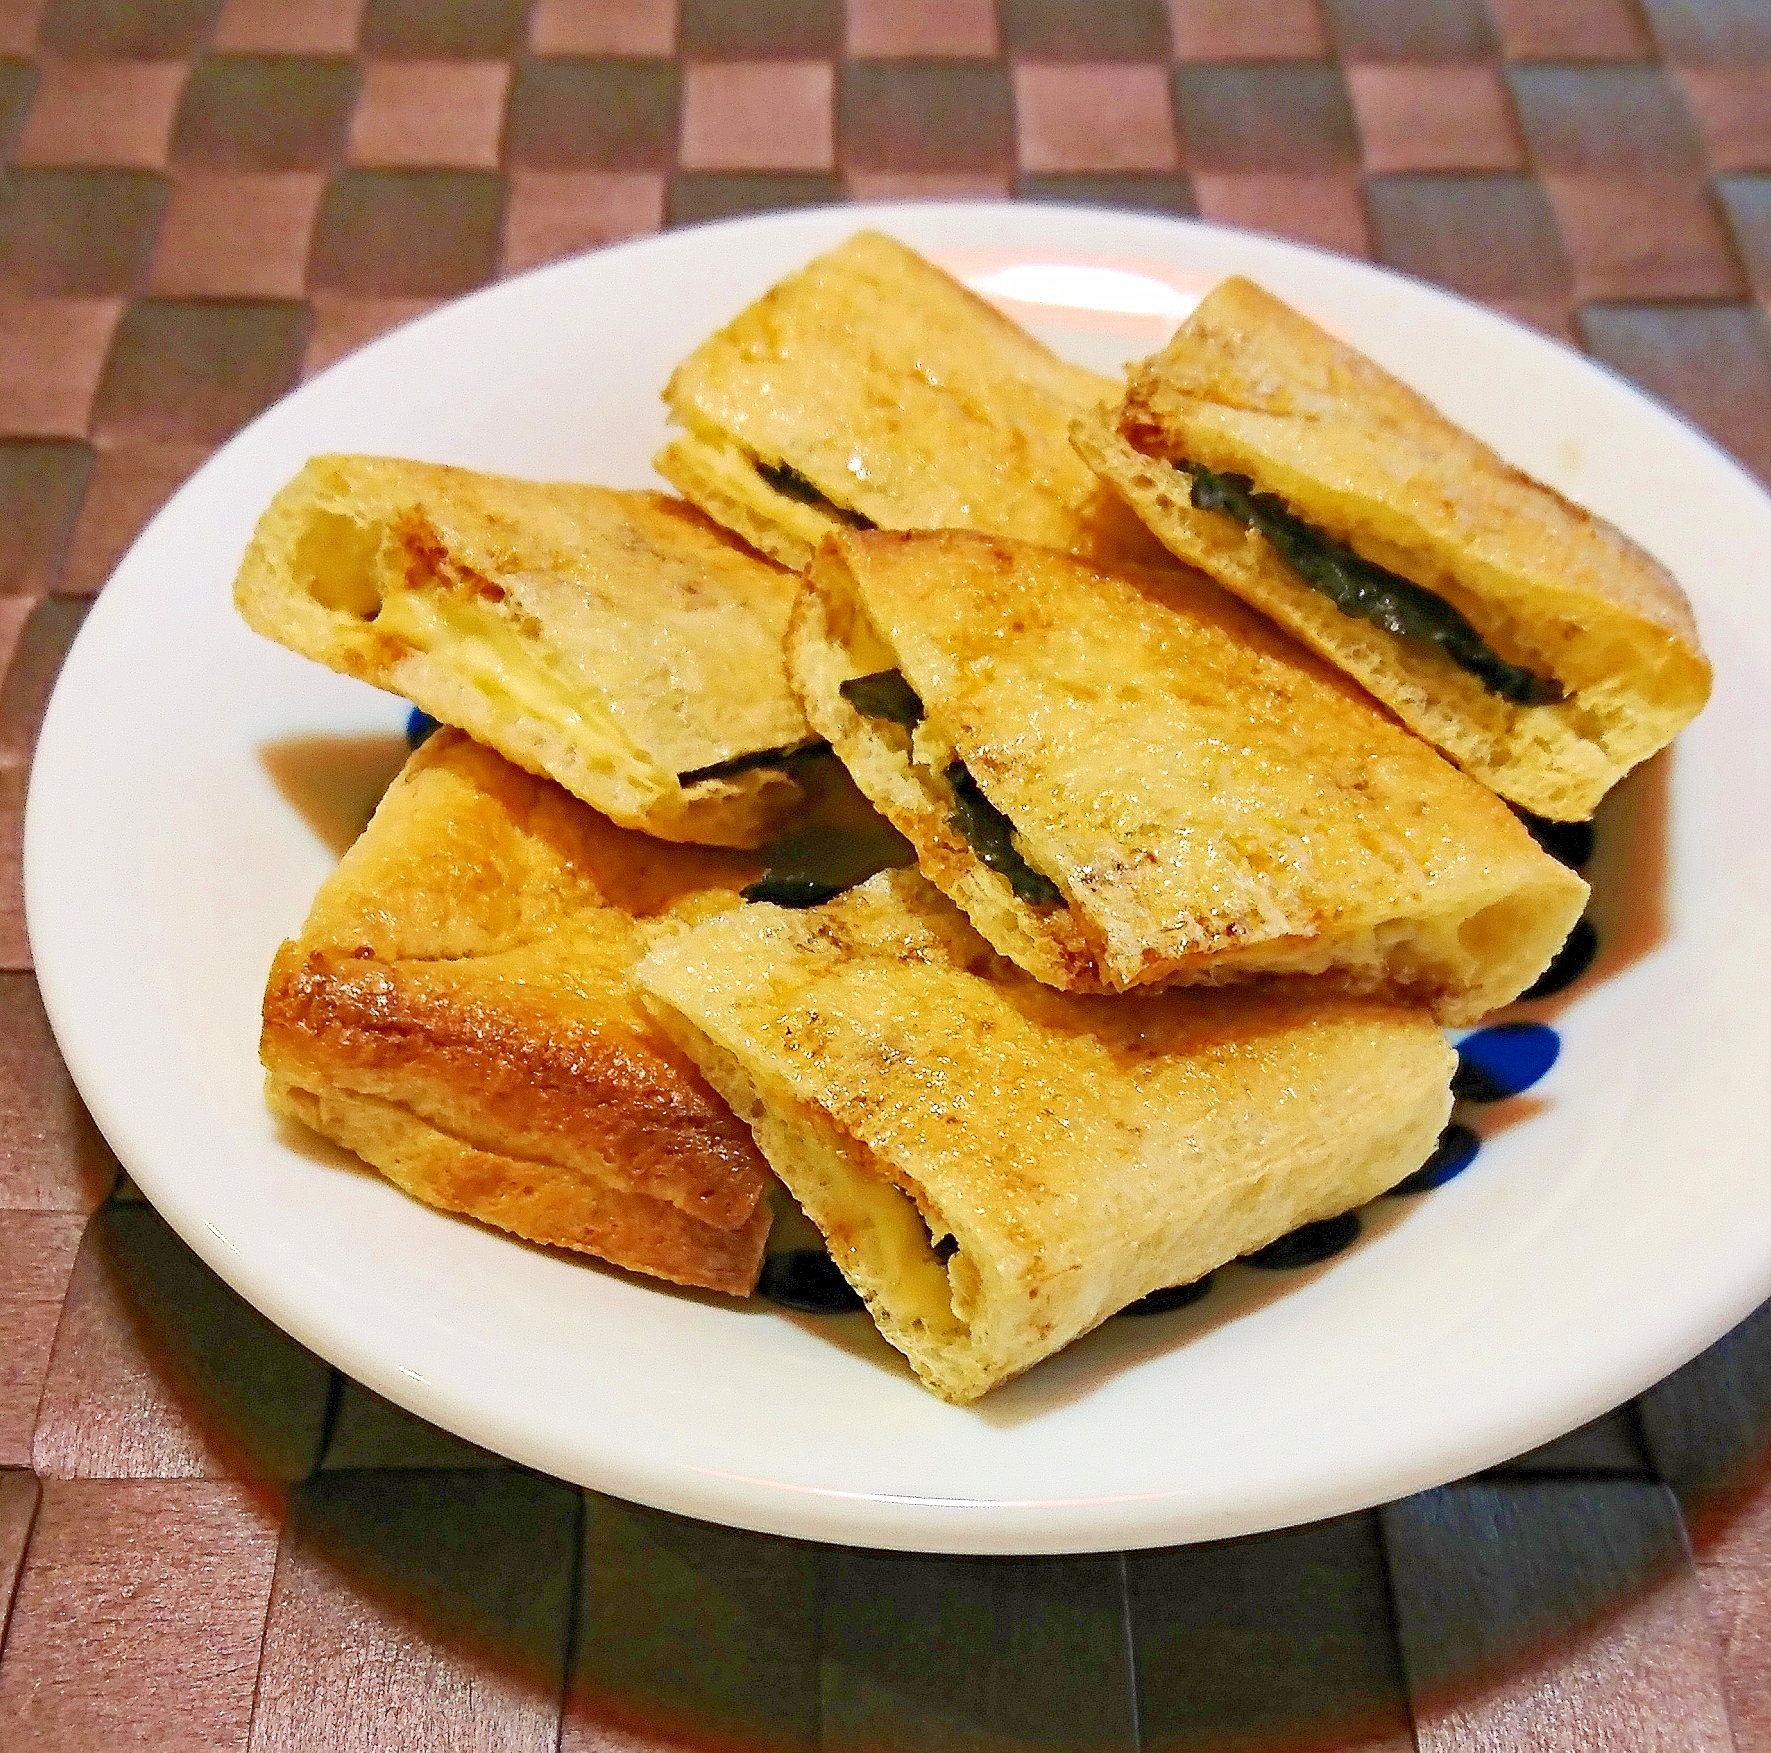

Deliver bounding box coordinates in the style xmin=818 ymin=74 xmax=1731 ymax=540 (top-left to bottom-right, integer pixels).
xmin=262 ymin=729 xmax=773 ymax=1295
xmin=791 ymin=528 xmax=1588 ymax=1024
xmin=637 ymin=871 xmax=1455 ymax=1403
xmin=1074 ymin=277 xmax=1712 ymax=820
xmin=657 ymin=229 xmax=1164 ymax=571
xmin=235 ymin=456 xmax=815 ymax=848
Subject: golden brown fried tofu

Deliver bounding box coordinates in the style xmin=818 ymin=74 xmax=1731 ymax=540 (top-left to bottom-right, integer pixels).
xmin=637 ymin=871 xmax=1455 ymax=1403
xmin=657 ymin=229 xmax=1164 ymax=571
xmin=1075 ymin=277 xmax=1712 ymax=820
xmin=262 ymin=729 xmax=772 ymax=1294
xmin=791 ymin=528 xmax=1588 ymax=1024
xmin=235 ymin=456 xmax=815 ymax=848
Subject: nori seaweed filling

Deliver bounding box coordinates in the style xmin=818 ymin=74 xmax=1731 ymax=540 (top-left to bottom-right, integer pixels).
xmin=1181 ymin=463 xmax=1562 ymax=707
xmin=756 ymin=460 xmax=876 ymax=530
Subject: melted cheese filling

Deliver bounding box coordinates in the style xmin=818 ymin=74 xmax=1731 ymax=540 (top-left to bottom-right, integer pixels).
xmin=820 ymin=1155 xmax=961 ymax=1336
xmin=647 ymin=1003 xmax=963 ymax=1338
xmin=373 ymin=587 xmax=658 ymax=785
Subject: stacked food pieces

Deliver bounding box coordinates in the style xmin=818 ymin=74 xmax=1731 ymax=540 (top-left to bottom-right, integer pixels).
xmin=1073 ymin=277 xmax=1712 ymax=821
xmin=262 ymin=730 xmax=771 ymax=1292
xmin=238 ymin=229 xmax=1709 ymax=1401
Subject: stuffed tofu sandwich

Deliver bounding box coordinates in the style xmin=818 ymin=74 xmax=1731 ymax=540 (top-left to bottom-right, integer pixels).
xmin=235 ymin=456 xmax=816 ymax=847
xmin=262 ymin=729 xmax=773 ymax=1294
xmin=637 ymin=870 xmax=1455 ymax=1403
xmin=792 ymin=528 xmax=1587 ymax=1024
xmin=1075 ymin=278 xmax=1712 ymax=821
xmin=657 ymin=229 xmax=1163 ymax=571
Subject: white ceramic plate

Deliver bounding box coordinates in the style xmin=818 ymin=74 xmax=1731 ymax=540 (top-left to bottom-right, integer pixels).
xmin=25 ymin=204 xmax=1771 ymax=1554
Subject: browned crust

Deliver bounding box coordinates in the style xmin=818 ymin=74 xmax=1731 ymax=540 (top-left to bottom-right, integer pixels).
xmin=263 ymin=941 xmax=770 ymax=1233
xmin=268 ymin=1076 xmax=769 ymax=1296
xmin=1118 ymin=279 xmax=1704 ymax=651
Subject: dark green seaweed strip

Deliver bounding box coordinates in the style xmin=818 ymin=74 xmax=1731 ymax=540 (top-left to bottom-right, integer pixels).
xmin=742 ymin=819 xmax=916 ymax=909
xmin=945 ymin=762 xmax=1062 ymax=907
xmin=678 ymin=740 xmax=828 ymax=786
xmin=1182 ymin=464 xmax=1562 ymax=707
xmin=840 ymin=668 xmax=925 ymax=727
xmin=756 ymin=460 xmax=876 ymax=529
xmin=741 ymin=870 xmax=851 ymax=907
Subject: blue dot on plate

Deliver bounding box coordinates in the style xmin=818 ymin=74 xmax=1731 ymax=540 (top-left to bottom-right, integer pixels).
xmin=1119 ymin=1275 xmax=1214 ymax=1316
xmin=1453 ymin=1023 xmax=1560 ymax=1103
xmin=1390 ymin=1122 xmax=1480 ymax=1195
xmin=1245 ymin=1211 xmax=1361 ymax=1270
xmin=759 ymin=1250 xmax=864 ymax=1314
xmin=406 ymin=707 xmax=440 ymax=748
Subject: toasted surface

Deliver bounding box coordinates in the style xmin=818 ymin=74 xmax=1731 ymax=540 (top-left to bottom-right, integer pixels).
xmin=1080 ymin=277 xmax=1712 ymax=819
xmin=235 ymin=455 xmax=814 ymax=847
xmin=636 ymin=871 xmax=1456 ymax=1403
xmin=657 ymin=229 xmax=1165 ymax=571
xmin=793 ymin=529 xmax=1587 ymax=1023
xmin=261 ymin=729 xmax=773 ymax=1294
xmin=270 ymin=1077 xmax=772 ymax=1296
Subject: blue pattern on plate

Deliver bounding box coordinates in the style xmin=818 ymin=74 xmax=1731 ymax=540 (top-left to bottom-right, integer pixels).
xmin=406 ymin=707 xmax=439 ymax=748
xmin=1453 ymin=1023 xmax=1561 ymax=1103
xmin=1245 ymin=1212 xmax=1361 ymax=1270
xmin=1391 ymin=1122 xmax=1481 ymax=1194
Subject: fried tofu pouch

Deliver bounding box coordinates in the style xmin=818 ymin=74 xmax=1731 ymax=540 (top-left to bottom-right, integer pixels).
xmin=235 ymin=456 xmax=815 ymax=849
xmin=792 ymin=529 xmax=1587 ymax=1025
xmin=636 ymin=871 xmax=1455 ymax=1403
xmin=657 ymin=229 xmax=1164 ymax=571
xmin=261 ymin=729 xmax=773 ymax=1295
xmin=1075 ymin=277 xmax=1712 ymax=821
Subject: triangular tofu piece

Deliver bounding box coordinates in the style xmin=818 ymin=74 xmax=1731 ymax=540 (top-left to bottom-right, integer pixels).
xmin=791 ymin=528 xmax=1587 ymax=1024
xmin=637 ymin=871 xmax=1455 ymax=1403
xmin=235 ymin=456 xmax=815 ymax=848
xmin=262 ymin=729 xmax=772 ymax=1294
xmin=1074 ymin=277 xmax=1711 ymax=820
xmin=657 ymin=229 xmax=1164 ymax=571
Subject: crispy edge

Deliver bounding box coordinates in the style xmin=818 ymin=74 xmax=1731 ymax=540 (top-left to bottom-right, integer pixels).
xmin=1082 ymin=282 xmax=1713 ymax=819
xmin=637 ymin=875 xmax=1458 ymax=1400
xmin=1076 ymin=411 xmax=1628 ymax=820
xmin=267 ymin=1074 xmax=768 ymax=1296
xmin=262 ymin=940 xmax=772 ymax=1232
xmin=787 ymin=546 xmax=1106 ymax=993
xmin=1131 ymin=278 xmax=1707 ymax=651
xmin=794 ymin=530 xmax=1588 ymax=1019
xmin=657 ymin=231 xmax=1172 ymax=571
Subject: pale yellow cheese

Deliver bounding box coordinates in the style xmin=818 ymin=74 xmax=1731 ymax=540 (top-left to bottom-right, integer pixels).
xmin=373 ymin=586 xmax=659 ymax=798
